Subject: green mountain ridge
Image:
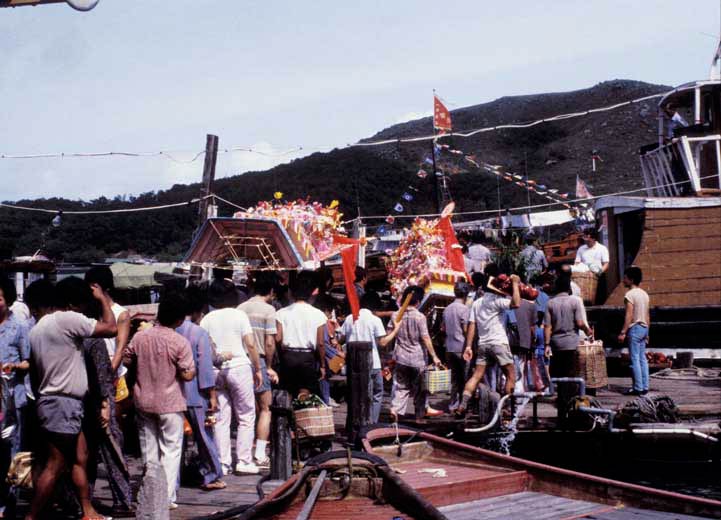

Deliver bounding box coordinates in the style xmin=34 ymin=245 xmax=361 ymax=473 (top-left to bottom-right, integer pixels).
xmin=0 ymin=79 xmax=669 ymax=262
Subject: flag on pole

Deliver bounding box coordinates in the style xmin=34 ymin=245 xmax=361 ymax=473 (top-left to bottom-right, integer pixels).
xmin=433 ymin=94 xmax=452 ymax=132
xmin=576 ymin=175 xmax=593 ymax=198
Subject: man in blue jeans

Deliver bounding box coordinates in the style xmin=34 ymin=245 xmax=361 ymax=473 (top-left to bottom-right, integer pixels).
xmin=618 ymin=267 xmax=650 ymax=396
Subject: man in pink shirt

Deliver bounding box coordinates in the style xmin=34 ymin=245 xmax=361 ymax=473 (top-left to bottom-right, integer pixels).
xmin=123 ymin=293 xmax=195 ymax=510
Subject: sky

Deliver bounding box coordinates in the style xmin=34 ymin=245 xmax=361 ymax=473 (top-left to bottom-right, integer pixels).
xmin=1 ymin=0 xmax=719 ymax=202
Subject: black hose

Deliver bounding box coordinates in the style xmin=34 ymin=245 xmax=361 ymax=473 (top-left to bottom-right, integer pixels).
xmin=255 ymin=472 xmax=272 ymax=500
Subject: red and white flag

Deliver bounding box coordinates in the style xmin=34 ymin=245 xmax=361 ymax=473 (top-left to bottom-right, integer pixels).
xmin=576 ymin=175 xmax=593 ymax=199
xmin=433 ymin=94 xmax=452 ymax=132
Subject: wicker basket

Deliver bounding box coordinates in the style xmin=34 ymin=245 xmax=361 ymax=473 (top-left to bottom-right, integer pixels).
xmin=572 ymin=271 xmax=598 ymax=305
xmin=575 ymin=340 xmax=608 ymax=389
xmin=424 ymin=365 xmax=451 ymax=394
xmin=294 ymin=405 xmax=335 ymax=439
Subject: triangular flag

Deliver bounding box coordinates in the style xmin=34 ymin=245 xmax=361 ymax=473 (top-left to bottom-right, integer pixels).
xmin=433 ymin=94 xmax=452 ymax=131
xmin=394 ymin=202 xmax=404 ymax=213
xmin=424 ymin=157 xmax=434 ymax=165
xmin=385 ymin=215 xmax=395 ymax=224
xmin=576 ymin=175 xmax=593 ymax=198
xmin=402 ymin=192 xmax=414 ymax=202
xmin=417 ymin=169 xmax=428 ymax=179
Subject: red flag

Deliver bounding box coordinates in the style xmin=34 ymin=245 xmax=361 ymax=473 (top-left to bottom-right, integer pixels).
xmin=576 ymin=175 xmax=593 ymax=198
xmin=433 ymin=95 xmax=452 ymax=132
xmin=333 ymin=235 xmax=360 ymax=320
xmin=436 ymin=215 xmax=467 ymax=276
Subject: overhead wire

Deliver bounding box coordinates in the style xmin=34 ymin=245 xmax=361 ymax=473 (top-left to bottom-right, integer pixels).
xmin=0 ymin=92 xmax=668 ymax=162
xmin=343 ymin=174 xmax=719 ymax=223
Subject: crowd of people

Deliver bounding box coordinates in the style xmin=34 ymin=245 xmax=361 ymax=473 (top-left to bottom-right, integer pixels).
xmin=0 ymin=229 xmax=652 ymax=518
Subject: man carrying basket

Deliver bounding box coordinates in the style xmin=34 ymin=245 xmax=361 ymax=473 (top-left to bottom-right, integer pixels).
xmin=456 ymin=274 xmax=521 ymax=416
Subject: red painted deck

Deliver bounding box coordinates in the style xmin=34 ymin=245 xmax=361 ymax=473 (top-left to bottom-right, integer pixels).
xmin=270 ymin=499 xmax=403 ymax=520
xmin=392 ymin=458 xmax=530 ymax=507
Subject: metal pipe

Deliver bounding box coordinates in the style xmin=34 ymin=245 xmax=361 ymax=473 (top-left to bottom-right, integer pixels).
xmin=611 ymin=428 xmax=719 ymax=443
xmin=464 ymin=392 xmax=545 ymax=433
xmin=550 ymin=377 xmax=586 ymax=396
xmin=578 ymin=406 xmax=616 ymax=432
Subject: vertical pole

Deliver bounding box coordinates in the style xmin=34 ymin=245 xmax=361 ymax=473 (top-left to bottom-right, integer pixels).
xmin=431 ymin=139 xmax=443 ymax=213
xmin=270 ymin=389 xmax=293 ymax=480
xmin=345 ymin=341 xmax=372 ymax=444
xmin=198 ymin=134 xmax=219 ymax=230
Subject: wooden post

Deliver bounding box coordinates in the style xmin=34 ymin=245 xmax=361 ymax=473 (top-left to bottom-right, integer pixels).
xmin=345 ymin=341 xmax=372 ymax=444
xmin=270 ymin=389 xmax=293 ymax=481
xmin=197 ymin=134 xmax=219 ymax=230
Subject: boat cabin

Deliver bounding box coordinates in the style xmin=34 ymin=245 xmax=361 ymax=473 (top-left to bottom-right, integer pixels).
xmin=594 ymin=195 xmax=721 ymax=308
xmin=640 ymin=80 xmax=721 ymax=196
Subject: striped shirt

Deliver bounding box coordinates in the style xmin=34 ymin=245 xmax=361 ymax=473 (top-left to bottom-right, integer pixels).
xmin=238 ymin=296 xmax=277 ymax=358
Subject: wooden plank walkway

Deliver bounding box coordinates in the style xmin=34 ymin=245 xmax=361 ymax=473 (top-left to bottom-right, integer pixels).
xmin=8 ymin=372 xmax=718 ymax=518
xmin=439 ymin=491 xmax=713 ymax=520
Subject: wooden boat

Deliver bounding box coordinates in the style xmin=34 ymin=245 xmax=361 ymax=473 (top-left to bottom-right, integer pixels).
xmin=359 ymin=426 xmax=721 ymax=519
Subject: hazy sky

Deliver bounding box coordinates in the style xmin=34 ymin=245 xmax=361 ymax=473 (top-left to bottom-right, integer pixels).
xmin=1 ymin=0 xmax=719 ymax=202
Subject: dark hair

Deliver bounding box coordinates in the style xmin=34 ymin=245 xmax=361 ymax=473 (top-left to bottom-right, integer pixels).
xmin=157 ymin=291 xmax=188 ymax=327
xmin=290 ymin=271 xmax=315 ymax=301
xmin=401 ymin=285 xmax=425 ymax=307
xmin=208 ymin=278 xmax=239 ymax=309
xmin=84 ymin=265 xmax=115 ymax=292
xmin=554 ymin=273 xmax=572 ymax=295
xmin=525 ymin=235 xmax=536 ymax=246
xmin=185 ymin=283 xmax=207 ymax=315
xmin=360 ymin=291 xmax=382 ymax=311
xmin=624 ymin=266 xmax=643 ymax=285
xmin=354 ymin=266 xmax=367 ymax=284
xmin=471 ymin=272 xmax=485 ymax=289
xmin=583 ymin=229 xmax=599 ymax=240
xmin=453 ymin=282 xmax=470 ymax=299
xmin=313 ymin=294 xmax=336 ymax=313
xmin=24 ymin=279 xmax=56 ymax=311
xmin=56 ymin=277 xmax=93 ymax=310
xmin=483 ymin=263 xmax=500 ymax=278
xmin=251 ymin=273 xmax=274 ymax=297
xmin=0 ymin=274 xmax=17 ymax=307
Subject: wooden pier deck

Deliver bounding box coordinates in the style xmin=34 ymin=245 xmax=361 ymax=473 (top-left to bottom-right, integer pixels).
xmin=8 ymin=371 xmax=718 ymax=519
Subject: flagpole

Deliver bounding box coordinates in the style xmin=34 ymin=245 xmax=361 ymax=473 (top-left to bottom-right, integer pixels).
xmin=431 ymin=90 xmax=442 ymax=214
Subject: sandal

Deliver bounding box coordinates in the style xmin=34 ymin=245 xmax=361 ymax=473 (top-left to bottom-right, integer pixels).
xmin=201 ymin=479 xmax=227 ymax=491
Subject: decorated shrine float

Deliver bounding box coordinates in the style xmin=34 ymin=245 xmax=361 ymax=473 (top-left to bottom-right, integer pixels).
xmin=184 ymin=198 xmax=351 ymax=271
xmin=386 ymin=203 xmax=468 ymax=314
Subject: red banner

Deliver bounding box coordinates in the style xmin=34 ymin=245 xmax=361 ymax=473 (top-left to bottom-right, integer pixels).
xmin=433 ymin=95 xmax=452 ymax=132
xmin=332 ymin=235 xmax=361 ymax=320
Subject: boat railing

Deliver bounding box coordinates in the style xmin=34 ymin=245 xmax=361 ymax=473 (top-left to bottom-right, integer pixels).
xmin=640 ymin=135 xmax=721 ymax=196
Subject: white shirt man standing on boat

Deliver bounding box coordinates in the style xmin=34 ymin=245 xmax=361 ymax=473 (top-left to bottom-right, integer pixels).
xmin=456 ymin=274 xmax=521 ymax=416
xmin=572 ymin=230 xmax=609 ymax=274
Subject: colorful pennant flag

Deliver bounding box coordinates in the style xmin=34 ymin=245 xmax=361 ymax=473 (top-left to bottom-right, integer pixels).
xmin=385 ymin=215 xmax=395 ymax=224
xmin=576 ymin=175 xmax=593 ymax=198
xmin=417 ymin=169 xmax=428 ymax=179
xmin=402 ymin=192 xmax=414 ymax=202
xmin=433 ymin=94 xmax=452 ymax=132
xmin=394 ymin=202 xmax=404 ymax=213
xmin=424 ymin=157 xmax=434 ymax=165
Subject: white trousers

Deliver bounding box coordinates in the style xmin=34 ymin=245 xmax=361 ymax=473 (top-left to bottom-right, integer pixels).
xmin=214 ymin=364 xmax=256 ymax=471
xmin=137 ymin=410 xmax=184 ymax=503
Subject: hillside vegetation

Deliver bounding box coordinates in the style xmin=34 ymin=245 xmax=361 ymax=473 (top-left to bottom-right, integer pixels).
xmin=0 ymin=80 xmax=669 ymax=262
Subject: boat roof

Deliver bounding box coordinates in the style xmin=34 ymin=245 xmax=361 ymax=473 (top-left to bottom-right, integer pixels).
xmin=595 ymin=195 xmax=721 ymax=213
xmin=659 ymin=79 xmax=721 ymax=108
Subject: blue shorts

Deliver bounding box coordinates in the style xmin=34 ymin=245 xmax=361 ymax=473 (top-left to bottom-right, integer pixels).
xmin=255 ymin=357 xmax=272 ymax=394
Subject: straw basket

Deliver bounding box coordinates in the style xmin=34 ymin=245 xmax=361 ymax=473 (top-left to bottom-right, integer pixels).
xmin=572 ymin=272 xmax=598 ymax=305
xmin=575 ymin=340 xmax=608 ymax=389
xmin=294 ymin=405 xmax=335 ymax=439
xmin=424 ymin=365 xmax=451 ymax=394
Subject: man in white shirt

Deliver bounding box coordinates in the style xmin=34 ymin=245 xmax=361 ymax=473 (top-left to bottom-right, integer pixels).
xmin=573 ymin=230 xmax=609 ymax=274
xmin=275 ymin=273 xmax=327 ymax=399
xmin=340 ymin=292 xmax=398 ymax=423
xmin=200 ymin=279 xmax=262 ymax=476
